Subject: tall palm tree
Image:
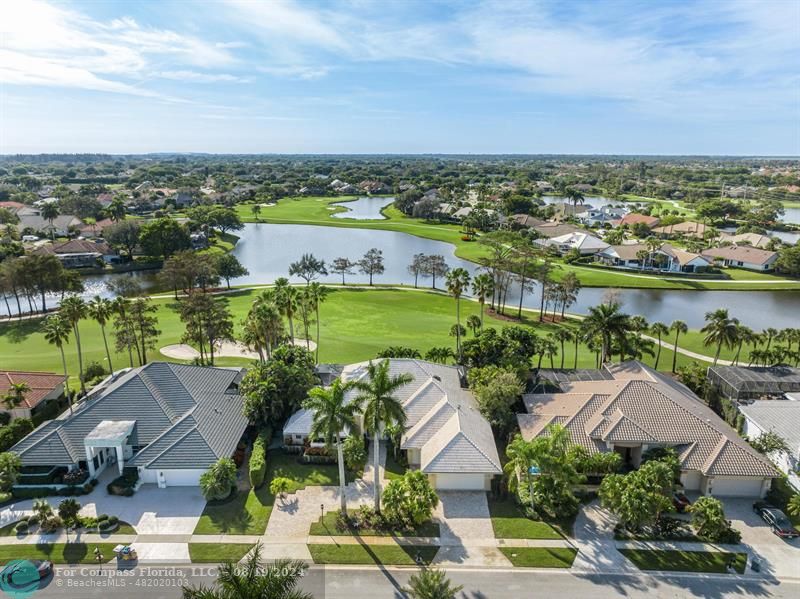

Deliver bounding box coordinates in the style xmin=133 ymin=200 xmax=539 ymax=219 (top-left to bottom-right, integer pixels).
xmin=669 ymin=320 xmax=688 ymax=373
xmin=87 ymin=296 xmax=114 ymax=373
xmin=182 ymin=543 xmax=312 ymax=599
xmin=3 ymin=382 xmax=30 ymax=410
xmin=273 ymin=278 xmax=298 ymax=341
xmin=59 ymin=295 xmax=87 ymax=395
xmin=553 ymin=329 xmax=573 ymax=369
xmin=581 ymin=302 xmax=630 ymax=364
xmin=303 ymin=379 xmax=359 ymax=514
xmin=701 ymin=308 xmax=739 ymax=366
xmin=732 ymin=324 xmax=755 ymax=366
xmin=111 ymin=297 xmax=135 ymax=368
xmin=762 ymin=327 xmax=779 ymax=352
xmin=471 ymin=273 xmax=494 ymax=328
xmin=305 ymin=282 xmax=329 ymax=364
xmin=649 ymin=322 xmax=669 ymax=370
xmin=40 ymin=202 xmax=60 ymax=239
xmin=42 ymin=315 xmax=72 ymax=414
xmin=504 ymin=434 xmax=534 ymax=494
xmin=353 ymin=360 xmax=412 ymax=512
xmin=445 ymin=268 xmax=470 ymax=360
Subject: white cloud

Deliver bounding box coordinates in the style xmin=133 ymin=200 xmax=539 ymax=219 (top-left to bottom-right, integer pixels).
xmin=257 ymin=65 xmax=331 ymax=80
xmin=155 ymin=70 xmax=250 ymax=83
xmin=0 ymin=0 xmax=239 ymax=97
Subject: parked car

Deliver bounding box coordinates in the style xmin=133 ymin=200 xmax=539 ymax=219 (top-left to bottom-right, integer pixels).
xmin=673 ymin=492 xmax=691 ymax=513
xmin=0 ymin=559 xmax=53 ymax=585
xmin=753 ymin=503 xmax=800 ymax=539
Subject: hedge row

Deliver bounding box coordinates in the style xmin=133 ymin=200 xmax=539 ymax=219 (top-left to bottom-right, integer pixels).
xmin=248 ymin=428 xmax=271 ymax=489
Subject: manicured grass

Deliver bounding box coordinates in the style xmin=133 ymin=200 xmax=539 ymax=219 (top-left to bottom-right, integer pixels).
xmin=309 ymin=511 xmax=440 ymax=538
xmin=0 ymin=287 xmax=707 ymax=385
xmin=619 ymin=549 xmax=747 ymax=574
xmin=499 ymin=547 xmax=577 ymax=568
xmin=194 ymin=449 xmax=350 ymax=535
xmin=193 ymin=485 xmax=273 ymax=536
xmin=487 ymin=497 xmax=563 ymax=540
xmin=384 ymin=445 xmax=407 ymax=481
xmin=307 ymin=543 xmax=438 ymax=565
xmin=188 ymin=543 xmax=254 ymax=563
xmin=0 ymin=543 xmax=118 ymax=564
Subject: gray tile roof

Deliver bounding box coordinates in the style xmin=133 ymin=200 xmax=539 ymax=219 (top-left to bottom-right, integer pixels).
xmin=12 ymin=363 xmax=247 ymax=471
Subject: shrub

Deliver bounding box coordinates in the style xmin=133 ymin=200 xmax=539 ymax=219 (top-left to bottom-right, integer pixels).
xmin=342 ymin=435 xmax=367 ymax=472
xmin=382 ymin=470 xmax=439 ymax=528
xmin=199 ymin=457 xmax=237 ymax=501
xmin=98 ymin=514 xmax=108 ymax=521
xmin=0 ymin=413 xmax=10 ymax=426
xmin=14 ymin=521 xmax=28 ymax=534
xmin=249 ymin=430 xmax=270 ymax=489
xmin=81 ymin=361 xmax=107 ymax=382
xmin=689 ymin=497 xmax=741 ymax=543
xmin=107 ymin=516 xmax=119 ymax=525
xmin=12 ymin=487 xmax=57 ymax=499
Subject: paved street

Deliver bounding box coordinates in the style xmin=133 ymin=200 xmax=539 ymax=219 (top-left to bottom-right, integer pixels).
xmin=23 ymin=563 xmax=800 ymax=599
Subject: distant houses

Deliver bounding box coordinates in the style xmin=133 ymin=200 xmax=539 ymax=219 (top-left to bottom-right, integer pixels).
xmin=33 ymin=239 xmax=119 ymax=268
xmin=1 ymin=370 xmax=67 ymax=421
xmin=597 ymin=243 xmax=711 ymax=273
xmin=613 ymin=213 xmax=661 ymax=229
xmin=652 ymin=221 xmax=713 ymax=240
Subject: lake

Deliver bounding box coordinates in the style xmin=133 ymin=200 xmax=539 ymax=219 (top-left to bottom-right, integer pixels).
xmin=5 ymin=222 xmax=799 ymax=330
xmin=331 ymin=196 xmax=394 ymax=220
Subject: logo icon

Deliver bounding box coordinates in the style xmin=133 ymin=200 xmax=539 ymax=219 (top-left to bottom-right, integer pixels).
xmin=0 ymin=560 xmax=41 ymax=598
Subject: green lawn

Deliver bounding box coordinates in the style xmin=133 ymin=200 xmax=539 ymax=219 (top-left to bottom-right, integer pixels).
xmin=307 ymin=543 xmax=438 ymax=565
xmin=487 ymin=497 xmax=563 ymax=540
xmin=384 ymin=444 xmax=407 ymax=481
xmin=0 ymin=543 xmax=119 ymax=564
xmin=0 ymin=287 xmax=709 ymax=386
xmin=499 ymin=547 xmax=577 ymax=568
xmin=309 ymin=511 xmax=440 ymax=538
xmin=619 ymin=549 xmax=747 ymax=574
xmin=188 ymin=543 xmax=254 ymax=563
xmin=194 ymin=449 xmax=348 ymax=535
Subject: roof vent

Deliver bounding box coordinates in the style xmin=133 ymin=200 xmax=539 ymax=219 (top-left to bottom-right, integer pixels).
xmin=433 ymin=375 xmax=441 ymax=382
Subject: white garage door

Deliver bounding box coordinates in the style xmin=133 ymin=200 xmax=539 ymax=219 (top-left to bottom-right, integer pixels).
xmin=159 ymin=469 xmax=204 ymax=487
xmin=709 ymin=476 xmax=764 ymax=497
xmin=432 ymin=473 xmax=488 ymax=491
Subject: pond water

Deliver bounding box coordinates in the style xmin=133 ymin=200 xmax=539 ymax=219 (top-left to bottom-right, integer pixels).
xmin=331 ymin=196 xmax=394 ymax=220
xmin=5 ymin=222 xmax=798 ymax=331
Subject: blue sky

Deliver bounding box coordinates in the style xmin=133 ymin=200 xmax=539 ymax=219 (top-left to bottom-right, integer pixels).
xmin=1 ymin=0 xmax=798 ymax=155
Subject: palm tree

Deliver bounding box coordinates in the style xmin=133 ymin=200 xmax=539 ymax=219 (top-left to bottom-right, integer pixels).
xmin=3 ymin=382 xmax=30 ymax=410
xmin=649 ymin=322 xmax=669 ymax=370
xmin=553 ymin=329 xmax=573 ymax=369
xmin=60 ymin=295 xmax=88 ymax=394
xmin=182 ymin=543 xmax=312 ymax=599
xmin=273 ymin=278 xmax=298 ymax=341
xmin=251 ymin=203 xmax=262 ymax=221
xmin=732 ymin=324 xmax=755 ymax=365
xmin=353 ymin=360 xmax=413 ymax=512
xmin=669 ymin=320 xmax=688 ymax=373
xmin=762 ymin=327 xmax=779 ymax=352
xmin=42 ymin=314 xmax=72 ymax=413
xmin=305 ymin=282 xmax=329 ymax=364
xmin=40 ymin=202 xmax=60 ymax=239
xmin=108 ymin=196 xmax=126 ymax=222
xmin=581 ymin=302 xmax=630 ymax=364
xmin=466 ymin=314 xmax=481 ymax=336
xmin=250 ymin=295 xmax=285 ymax=360
xmin=471 ymin=273 xmax=494 ymax=328
xmin=303 ymin=379 xmax=359 ymax=514
xmin=87 ymin=296 xmax=114 ymax=373
xmin=701 ymin=308 xmax=739 ymax=366
xmin=404 ymin=568 xmax=463 ymax=599
xmin=445 ymin=268 xmax=470 ymax=360
xmin=504 ymin=434 xmax=534 ymax=494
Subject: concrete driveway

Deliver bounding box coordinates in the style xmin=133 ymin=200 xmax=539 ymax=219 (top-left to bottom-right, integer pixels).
xmin=433 ymin=491 xmax=510 ymax=567
xmin=722 ymin=498 xmax=800 ymax=579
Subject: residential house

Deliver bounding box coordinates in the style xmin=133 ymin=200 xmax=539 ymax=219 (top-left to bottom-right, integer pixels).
xmin=717 ymin=232 xmax=775 ymax=249
xmin=652 ymin=221 xmax=713 ymax=240
xmin=358 ymin=180 xmax=391 ymax=194
xmin=17 ymin=214 xmax=82 ymax=238
xmin=511 ymin=214 xmax=546 ymax=229
xmin=12 ymin=363 xmax=247 ymax=487
xmin=551 ymin=203 xmax=593 ymax=221
xmin=283 ymin=359 xmax=502 ymax=490
xmin=0 ymin=201 xmax=26 ymax=214
xmin=77 ymin=218 xmax=115 ymax=239
xmin=701 ymin=245 xmax=778 ymax=271
xmin=613 ymin=213 xmax=661 ymax=229
xmin=597 ymin=243 xmax=710 ymax=273
xmin=536 ymin=232 xmax=609 ymax=255
xmin=0 ymin=370 xmax=66 ymax=421
xmin=574 ymin=206 xmax=627 ymax=227
xmin=518 ymin=361 xmax=777 ymax=497
xmin=739 ymin=400 xmax=800 ymax=489
xmin=33 ymin=239 xmax=119 ymax=268
xmin=531 ymin=222 xmax=585 ymax=239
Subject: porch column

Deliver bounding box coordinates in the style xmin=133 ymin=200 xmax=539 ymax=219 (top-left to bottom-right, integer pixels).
xmin=115 ymin=444 xmax=125 ymax=475
xmin=85 ymin=445 xmax=96 ymax=477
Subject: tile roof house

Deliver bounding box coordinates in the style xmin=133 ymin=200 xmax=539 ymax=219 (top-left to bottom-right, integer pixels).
xmin=284 ymin=359 xmax=502 ymax=490
xmin=537 ymin=232 xmax=610 ymax=255
xmin=717 ymin=232 xmax=775 ymax=249
xmin=511 ymin=214 xmax=546 ymax=229
xmin=518 ymin=361 xmax=776 ymax=497
xmin=17 ymin=214 xmax=82 ymax=237
xmin=0 ymin=371 xmax=66 ymax=421
xmin=12 ymin=363 xmax=247 ymax=488
xmin=597 ymin=243 xmax=711 ymax=273
xmin=701 ymin=245 xmax=778 ymax=271
xmin=33 ymin=239 xmax=119 ymax=268
xmin=652 ymin=221 xmax=712 ymax=239
xmin=613 ymin=213 xmax=661 ymax=229
xmin=739 ymin=400 xmax=800 ymax=489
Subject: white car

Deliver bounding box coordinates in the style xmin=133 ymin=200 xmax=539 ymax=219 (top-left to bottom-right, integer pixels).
xmin=22 ymin=235 xmax=39 ymax=242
